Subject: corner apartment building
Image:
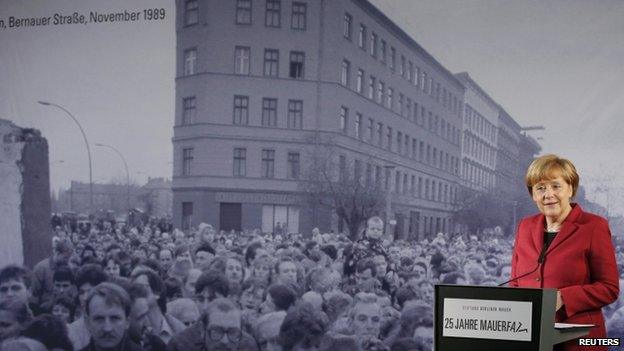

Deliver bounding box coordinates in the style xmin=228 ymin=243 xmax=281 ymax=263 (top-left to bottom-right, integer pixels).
xmin=172 ymin=0 xmax=465 ymax=239
xmin=455 ymin=72 xmax=498 ymax=192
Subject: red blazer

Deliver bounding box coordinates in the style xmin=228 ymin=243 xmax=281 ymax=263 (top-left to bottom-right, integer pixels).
xmin=510 ymin=204 xmax=619 ymax=351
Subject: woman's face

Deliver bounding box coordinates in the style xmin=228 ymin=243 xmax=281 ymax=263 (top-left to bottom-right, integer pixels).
xmin=105 ymin=259 xmax=120 ymax=278
xmin=225 ymin=258 xmax=243 ymax=284
xmin=531 ymin=175 xmax=573 ymax=219
xmin=0 ymin=310 xmax=21 ymax=341
xmin=240 ymin=287 xmax=264 ymax=310
xmin=52 ymin=304 xmax=72 ymax=324
xmin=253 ymin=264 xmax=271 ymax=282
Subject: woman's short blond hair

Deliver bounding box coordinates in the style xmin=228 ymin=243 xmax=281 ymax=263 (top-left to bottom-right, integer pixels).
xmin=525 ymin=154 xmax=579 ymax=197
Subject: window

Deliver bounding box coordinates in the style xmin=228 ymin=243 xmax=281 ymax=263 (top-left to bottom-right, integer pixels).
xmin=386 ymin=127 xmax=392 ymax=151
xmin=415 ymin=67 xmax=421 ymax=88
xmin=265 ymin=0 xmax=281 ymax=27
xmin=261 ymin=149 xmax=275 ymax=178
xmin=183 ymin=48 xmax=196 ymax=75
xmin=365 ymin=163 xmax=372 ymax=186
xmin=356 ymin=69 xmax=364 ymax=94
xmin=355 ymin=113 xmax=362 ymax=139
xmin=234 ymin=46 xmax=250 ymax=75
xmin=395 ymin=171 xmax=401 ymax=193
xmin=408 ymin=61 xmax=413 ymax=83
xmin=397 ymin=132 xmax=402 ymax=154
xmin=370 ymin=32 xmax=377 ymax=57
xmin=291 ymin=2 xmax=306 ymax=30
xmin=368 ymin=118 xmax=375 ymax=142
xmin=390 ymin=47 xmax=396 ymax=71
xmin=375 ymin=166 xmax=382 ymax=187
xmin=262 ymin=98 xmax=277 ymax=127
xmin=376 ymin=122 xmax=383 ymax=147
xmin=287 ymin=100 xmax=303 ymax=129
xmin=368 ymin=76 xmax=375 ymax=100
xmin=406 ymin=98 xmax=412 ymax=120
xmin=182 ymin=96 xmax=196 ymax=125
xmin=236 ymin=0 xmax=252 ymax=24
xmin=263 ymin=49 xmax=279 ymax=77
xmin=233 ymin=95 xmax=249 ymax=125
xmin=380 ymin=40 xmax=387 ymax=64
xmin=377 ymin=81 xmax=384 ymax=104
xmin=354 ymin=159 xmax=362 ymax=182
xmin=182 ymin=202 xmax=193 ymax=230
xmin=289 ymin=51 xmax=304 ymax=79
xmin=233 ymin=148 xmax=246 ymax=176
xmin=287 ymin=152 xmax=300 ymax=179
xmin=400 ymin=55 xmax=406 ymax=78
xmin=399 ymin=93 xmax=404 ymax=116
xmin=387 ymin=87 xmax=393 ymax=109
xmin=339 ymin=106 xmax=348 ymax=134
xmin=341 ymin=60 xmax=350 ymax=87
xmin=182 ymin=148 xmax=193 ymax=176
xmin=358 ymin=24 xmax=366 ymax=49
xmin=339 ymin=155 xmax=346 ymax=182
xmin=343 ymin=13 xmax=352 ymax=40
xmin=184 ymin=0 xmax=199 ymax=26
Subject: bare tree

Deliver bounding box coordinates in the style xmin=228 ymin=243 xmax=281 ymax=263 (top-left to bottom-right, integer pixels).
xmin=298 ymin=136 xmax=386 ymax=240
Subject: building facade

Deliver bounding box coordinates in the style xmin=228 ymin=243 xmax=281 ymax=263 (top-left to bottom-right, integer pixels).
xmin=172 ymin=0 xmax=471 ymax=239
xmin=455 ymin=72 xmax=498 ymax=192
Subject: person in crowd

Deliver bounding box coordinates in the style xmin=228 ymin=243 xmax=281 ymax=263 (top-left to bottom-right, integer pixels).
xmin=252 ymin=311 xmax=286 ymax=351
xmin=126 ymin=283 xmax=167 ymax=351
xmin=20 ymin=314 xmax=73 ymax=351
xmin=167 ymin=297 xmax=258 ymax=351
xmin=166 ymin=298 xmax=200 ymax=328
xmin=50 ymin=295 xmax=76 ymax=324
xmin=346 ymin=293 xmax=383 ymax=350
xmin=278 ymin=302 xmax=328 ymax=351
xmin=0 ymin=266 xmax=35 ymax=312
xmin=344 ymin=216 xmax=388 ymax=277
xmin=0 ymin=300 xmax=32 ymax=343
xmin=158 ymin=249 xmax=174 ymax=274
xmin=250 ymin=255 xmax=273 ymax=286
xmin=193 ymin=270 xmax=230 ymax=313
xmin=194 ymin=244 xmax=216 ymax=270
xmin=82 ymin=282 xmax=142 ymax=351
xmin=130 ymin=269 xmax=185 ymax=344
xmin=103 ymin=256 xmax=122 ymax=280
xmin=32 ymin=240 xmax=73 ymax=308
xmin=182 ymin=268 xmax=202 ymax=299
xmin=67 ymin=264 xmax=108 ymax=351
xmin=273 ymin=258 xmax=298 ymax=287
xmin=259 ymin=285 xmax=296 ymax=315
xmin=510 ymin=154 xmax=620 ymax=351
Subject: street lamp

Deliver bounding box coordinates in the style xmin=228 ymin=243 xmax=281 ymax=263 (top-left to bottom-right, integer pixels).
xmin=95 ymin=143 xmax=131 ymax=211
xmin=38 ymin=101 xmax=93 ymax=213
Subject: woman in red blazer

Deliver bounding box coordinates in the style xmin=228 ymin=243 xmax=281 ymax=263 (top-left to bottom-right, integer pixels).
xmin=510 ymin=154 xmax=619 ymax=351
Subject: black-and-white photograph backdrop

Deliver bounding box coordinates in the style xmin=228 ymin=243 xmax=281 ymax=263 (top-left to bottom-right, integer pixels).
xmin=1 ymin=0 xmax=623 ymax=349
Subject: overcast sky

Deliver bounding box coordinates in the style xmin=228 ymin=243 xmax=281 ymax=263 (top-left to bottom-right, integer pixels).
xmin=1 ymin=0 xmax=623 ymax=214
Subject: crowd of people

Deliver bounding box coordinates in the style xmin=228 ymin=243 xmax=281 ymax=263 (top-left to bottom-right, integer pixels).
xmin=1 ymin=215 xmax=623 ymax=351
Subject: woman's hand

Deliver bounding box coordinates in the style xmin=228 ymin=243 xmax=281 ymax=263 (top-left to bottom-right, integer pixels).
xmin=556 ymin=290 xmax=564 ymax=311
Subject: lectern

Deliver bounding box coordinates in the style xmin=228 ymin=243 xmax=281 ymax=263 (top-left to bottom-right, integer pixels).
xmin=435 ymin=284 xmax=593 ymax=351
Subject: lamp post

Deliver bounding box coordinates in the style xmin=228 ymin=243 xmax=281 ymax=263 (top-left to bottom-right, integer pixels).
xmin=95 ymin=143 xmax=131 ymax=211
xmin=38 ymin=101 xmax=94 ymax=213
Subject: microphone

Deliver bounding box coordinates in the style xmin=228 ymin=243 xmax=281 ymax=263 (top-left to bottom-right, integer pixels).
xmin=498 ymin=244 xmax=548 ymax=287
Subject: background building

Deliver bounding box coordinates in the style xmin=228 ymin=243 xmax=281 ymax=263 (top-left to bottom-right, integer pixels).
xmin=172 ymin=0 xmax=466 ymax=239
xmin=56 ymin=177 xmax=172 ymax=218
